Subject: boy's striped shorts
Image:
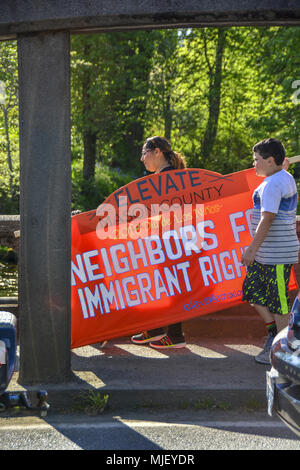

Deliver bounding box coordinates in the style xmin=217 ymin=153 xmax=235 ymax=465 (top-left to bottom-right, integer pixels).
xmin=242 ymin=260 xmax=292 ymax=315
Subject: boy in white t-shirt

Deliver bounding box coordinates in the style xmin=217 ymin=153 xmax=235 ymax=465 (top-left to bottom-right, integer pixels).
xmin=242 ymin=138 xmax=299 ymax=364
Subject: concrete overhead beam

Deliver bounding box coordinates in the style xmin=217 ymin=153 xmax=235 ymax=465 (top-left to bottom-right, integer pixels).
xmin=1 ymin=0 xmax=300 ymax=39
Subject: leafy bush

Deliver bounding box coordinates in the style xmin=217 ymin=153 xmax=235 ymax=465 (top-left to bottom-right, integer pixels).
xmin=72 ymin=160 xmax=133 ymax=212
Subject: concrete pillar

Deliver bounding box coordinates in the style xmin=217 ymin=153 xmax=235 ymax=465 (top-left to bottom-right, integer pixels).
xmin=17 ymin=32 xmax=71 ymax=383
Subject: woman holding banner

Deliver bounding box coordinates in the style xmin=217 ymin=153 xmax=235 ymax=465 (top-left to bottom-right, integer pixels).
xmin=131 ymin=136 xmax=187 ymax=349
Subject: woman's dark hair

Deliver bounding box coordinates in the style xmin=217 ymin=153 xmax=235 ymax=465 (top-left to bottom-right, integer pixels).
xmin=252 ymin=138 xmax=286 ymax=165
xmin=144 ymin=136 xmax=187 ymax=169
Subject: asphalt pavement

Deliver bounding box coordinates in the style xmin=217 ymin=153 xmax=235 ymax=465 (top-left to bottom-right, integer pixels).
xmin=4 ymin=305 xmax=289 ymax=415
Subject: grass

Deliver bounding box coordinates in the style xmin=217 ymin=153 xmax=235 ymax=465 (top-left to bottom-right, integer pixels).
xmin=74 ymin=391 xmax=109 ymax=415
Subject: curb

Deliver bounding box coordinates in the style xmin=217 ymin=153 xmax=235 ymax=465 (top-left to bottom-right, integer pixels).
xmin=4 ymin=381 xmax=268 ymax=414
xmin=51 ymin=388 xmax=268 ymax=413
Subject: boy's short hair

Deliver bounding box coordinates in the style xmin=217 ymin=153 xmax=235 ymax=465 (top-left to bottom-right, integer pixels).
xmin=253 ymin=138 xmax=286 ymax=165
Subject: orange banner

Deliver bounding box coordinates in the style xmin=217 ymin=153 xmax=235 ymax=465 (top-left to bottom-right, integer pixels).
xmin=71 ymin=167 xmax=298 ymax=348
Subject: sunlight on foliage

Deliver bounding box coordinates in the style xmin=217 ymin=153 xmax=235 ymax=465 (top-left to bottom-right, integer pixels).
xmin=1 ymin=28 xmax=300 ymax=215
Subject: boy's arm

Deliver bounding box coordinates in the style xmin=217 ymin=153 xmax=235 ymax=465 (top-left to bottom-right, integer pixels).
xmin=241 ymin=211 xmax=276 ymax=267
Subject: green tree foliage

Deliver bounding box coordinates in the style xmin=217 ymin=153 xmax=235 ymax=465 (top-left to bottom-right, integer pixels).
xmin=71 ymin=31 xmax=159 ymax=179
xmin=1 ymin=27 xmax=300 ymax=213
xmin=171 ymin=27 xmax=300 ymax=174
xmin=144 ymin=29 xmax=183 ymax=140
xmin=0 ymin=41 xmax=19 ymax=213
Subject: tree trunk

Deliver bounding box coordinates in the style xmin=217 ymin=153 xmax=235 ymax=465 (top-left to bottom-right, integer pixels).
xmin=83 ymin=130 xmax=97 ymax=181
xmin=164 ymin=93 xmax=172 ymax=141
xmin=201 ymin=28 xmax=227 ymax=163
xmin=82 ymin=43 xmax=97 ymax=181
xmin=123 ymin=120 xmax=144 ymax=171
xmin=3 ymin=107 xmax=13 ymax=196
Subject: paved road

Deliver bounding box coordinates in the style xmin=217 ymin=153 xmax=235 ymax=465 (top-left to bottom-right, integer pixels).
xmin=0 ymin=410 xmax=299 ymax=450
